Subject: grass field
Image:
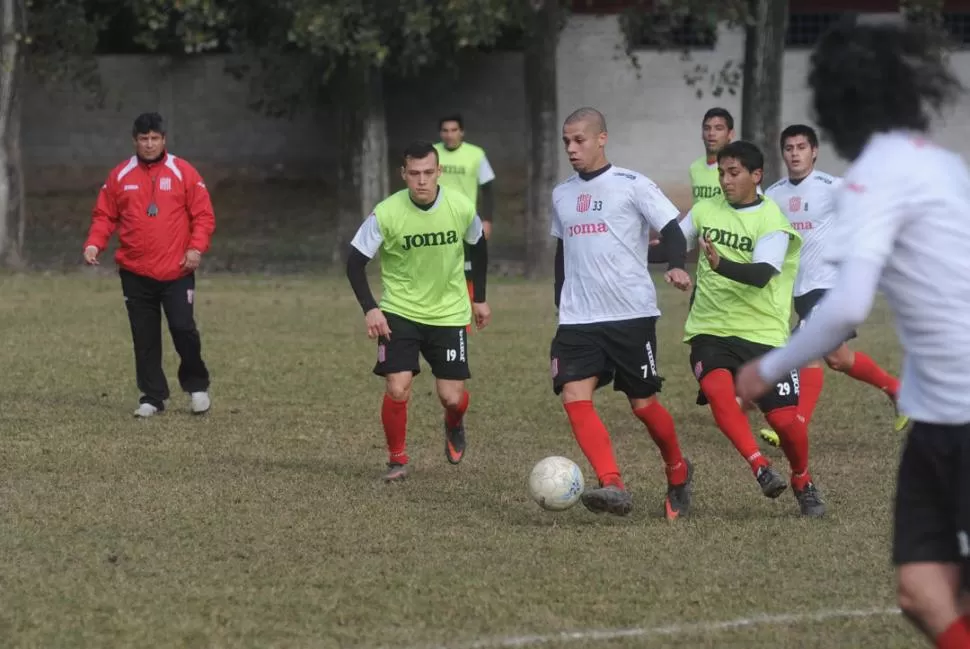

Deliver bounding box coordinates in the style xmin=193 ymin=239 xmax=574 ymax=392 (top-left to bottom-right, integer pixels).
xmin=0 ymin=270 xmax=916 ymax=648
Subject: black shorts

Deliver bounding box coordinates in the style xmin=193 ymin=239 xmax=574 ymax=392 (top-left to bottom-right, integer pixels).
xmin=893 ymin=421 xmax=970 ymax=589
xmin=689 ymin=334 xmax=799 ymax=413
xmin=464 ymin=242 xmax=473 ymax=279
xmin=373 ymin=312 xmax=471 ymax=380
xmin=794 ymin=288 xmax=857 ymax=341
xmin=550 ymin=317 xmax=663 ymax=399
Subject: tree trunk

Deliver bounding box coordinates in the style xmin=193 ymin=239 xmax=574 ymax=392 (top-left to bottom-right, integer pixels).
xmin=523 ymin=0 xmax=560 ymax=279
xmin=0 ymin=0 xmax=16 ymax=266
xmin=740 ymin=0 xmax=788 ymax=186
xmin=331 ymin=67 xmax=387 ymax=266
xmin=8 ymin=85 xmax=24 ymax=267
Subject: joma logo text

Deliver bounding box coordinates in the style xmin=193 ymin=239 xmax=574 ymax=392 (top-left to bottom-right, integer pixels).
xmin=402 ymin=230 xmax=460 ymax=250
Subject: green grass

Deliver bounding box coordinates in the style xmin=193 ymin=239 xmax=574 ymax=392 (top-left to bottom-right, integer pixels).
xmin=0 ymin=270 xmax=914 ymax=648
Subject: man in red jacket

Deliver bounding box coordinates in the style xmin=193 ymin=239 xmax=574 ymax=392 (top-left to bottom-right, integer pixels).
xmin=83 ymin=112 xmax=216 ymax=418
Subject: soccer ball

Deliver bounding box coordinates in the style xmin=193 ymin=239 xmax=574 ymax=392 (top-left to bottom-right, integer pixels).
xmin=529 ymin=456 xmax=584 ymax=511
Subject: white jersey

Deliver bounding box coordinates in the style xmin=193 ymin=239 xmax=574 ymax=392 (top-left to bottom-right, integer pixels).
xmin=765 ymin=170 xmax=843 ymax=296
xmin=552 ymin=165 xmax=679 ymax=325
xmin=763 ymin=131 xmax=970 ymax=423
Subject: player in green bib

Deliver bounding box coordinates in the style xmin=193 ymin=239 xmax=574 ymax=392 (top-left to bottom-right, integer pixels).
xmin=346 ymin=141 xmax=491 ymax=483
xmin=434 ymin=114 xmax=496 ymax=315
xmin=680 ymin=140 xmax=825 ymax=518
xmin=689 ymin=107 xmax=735 ymax=205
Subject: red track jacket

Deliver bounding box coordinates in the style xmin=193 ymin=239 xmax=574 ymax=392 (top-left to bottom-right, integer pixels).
xmin=84 ymin=152 xmax=216 ymax=281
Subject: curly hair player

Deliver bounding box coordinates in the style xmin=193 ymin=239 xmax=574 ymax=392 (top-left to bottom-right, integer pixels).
xmin=734 ymin=16 xmax=970 ymax=647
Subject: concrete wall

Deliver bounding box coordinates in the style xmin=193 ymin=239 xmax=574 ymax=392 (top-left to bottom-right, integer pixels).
xmin=23 ymin=14 xmax=970 ymax=207
xmin=557 ymin=14 xmax=970 ymax=207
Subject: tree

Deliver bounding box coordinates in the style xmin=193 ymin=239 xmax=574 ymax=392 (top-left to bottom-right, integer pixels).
xmin=0 ymin=0 xmax=25 ymax=268
xmin=618 ymin=0 xmax=787 ymax=180
xmin=523 ymin=0 xmax=562 ymax=278
xmin=739 ymin=0 xmax=788 ymax=185
xmin=220 ymin=0 xmax=525 ymax=264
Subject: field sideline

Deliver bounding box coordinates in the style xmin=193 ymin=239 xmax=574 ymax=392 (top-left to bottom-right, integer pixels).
xmin=0 ymin=271 xmax=914 ymax=648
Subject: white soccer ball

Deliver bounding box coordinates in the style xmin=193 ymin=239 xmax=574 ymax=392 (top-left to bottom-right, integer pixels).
xmin=529 ymin=456 xmax=585 ymax=511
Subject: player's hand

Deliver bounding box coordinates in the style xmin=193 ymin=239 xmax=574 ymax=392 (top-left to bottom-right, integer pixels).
xmin=664 ymin=268 xmax=692 ymax=292
xmin=83 ymin=245 xmax=100 ymax=265
xmin=482 ymin=221 xmax=492 ymax=240
xmin=699 ymin=236 xmax=720 ymax=269
xmin=472 ymin=301 xmax=491 ymax=330
xmin=649 ymin=238 xmax=662 ymax=247
xmin=181 ymin=249 xmax=202 ymax=271
xmin=735 ymin=360 xmax=772 ymax=408
xmin=365 ymin=308 xmax=391 ymax=339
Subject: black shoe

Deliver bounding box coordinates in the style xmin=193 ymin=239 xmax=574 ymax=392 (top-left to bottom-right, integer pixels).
xmin=444 ymin=419 xmax=466 ymax=465
xmin=581 ymin=485 xmax=633 ymax=516
xmin=665 ymin=458 xmax=694 ymax=520
xmin=794 ymin=481 xmax=826 ymax=517
xmin=756 ymin=465 xmax=787 ymax=499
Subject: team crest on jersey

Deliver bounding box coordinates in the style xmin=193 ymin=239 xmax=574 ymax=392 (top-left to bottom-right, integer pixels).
xmin=788 ymin=196 xmax=802 ymax=212
xmin=159 ymin=177 xmax=172 ymax=191
xmin=576 ymin=193 xmax=592 ymax=213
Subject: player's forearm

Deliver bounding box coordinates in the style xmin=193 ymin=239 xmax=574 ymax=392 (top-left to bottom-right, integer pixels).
xmin=479 ymin=182 xmax=494 ymax=222
xmin=469 ymin=236 xmax=488 ymax=302
xmin=758 ymin=260 xmax=879 ymax=383
xmin=713 ymin=259 xmax=776 ymax=288
xmin=659 ymin=220 xmax=687 ymax=270
xmin=554 ymin=239 xmax=564 ymax=308
xmin=346 ymin=247 xmax=379 ymax=313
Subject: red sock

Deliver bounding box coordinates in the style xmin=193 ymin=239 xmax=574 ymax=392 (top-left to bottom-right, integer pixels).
xmin=700 ymin=369 xmax=769 ymax=475
xmin=936 ymin=616 xmax=970 ymax=649
xmin=563 ymin=400 xmax=623 ymax=488
xmin=445 ymin=390 xmax=470 ymax=429
xmin=845 ymin=352 xmax=900 ymax=399
xmin=798 ymin=366 xmax=825 ymax=428
xmin=765 ymin=406 xmax=811 ymax=490
xmin=633 ymin=400 xmax=688 ymax=485
xmin=382 ymin=394 xmax=409 ymax=465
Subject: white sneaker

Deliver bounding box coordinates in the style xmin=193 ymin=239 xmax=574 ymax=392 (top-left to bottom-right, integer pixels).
xmin=190 ymin=391 xmax=211 ymax=415
xmin=133 ymin=403 xmax=159 ymax=418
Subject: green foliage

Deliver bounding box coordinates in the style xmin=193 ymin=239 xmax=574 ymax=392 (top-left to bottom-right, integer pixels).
xmin=127 ymin=0 xmax=230 ymax=54
xmin=25 ymin=0 xmax=105 ymax=100
xmin=617 ymin=0 xmax=750 ymax=96
xmin=284 ymin=0 xmax=518 ymax=79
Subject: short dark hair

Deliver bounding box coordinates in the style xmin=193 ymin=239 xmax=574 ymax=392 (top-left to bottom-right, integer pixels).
xmin=402 ymin=140 xmax=439 ymax=166
xmin=780 ymin=124 xmax=819 ymax=150
xmin=564 ymin=106 xmax=608 ymax=134
xmin=439 ymin=114 xmax=464 ymax=130
xmin=132 ymin=112 xmax=165 ymax=137
xmin=717 ymin=140 xmax=764 ymax=173
xmin=703 ymin=107 xmax=734 ymax=131
xmin=809 ymin=15 xmax=960 ymax=160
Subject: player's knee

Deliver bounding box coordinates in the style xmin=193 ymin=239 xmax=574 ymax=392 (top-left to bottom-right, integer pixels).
xmin=438 ymin=391 xmax=463 ymax=410
xmin=896 ymin=576 xmax=926 ymax=622
xmin=629 ymin=395 xmax=658 ymax=411
xmin=385 ymin=379 xmax=412 ymax=402
xmin=560 ymin=379 xmax=595 ymax=404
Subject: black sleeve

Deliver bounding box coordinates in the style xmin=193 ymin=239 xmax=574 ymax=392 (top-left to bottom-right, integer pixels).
xmin=713 ymin=259 xmax=777 ymax=288
xmin=346 ymin=247 xmax=379 ymax=313
xmin=554 ymin=238 xmax=564 ymax=308
xmin=479 ymin=182 xmax=494 ymax=222
xmin=647 ymin=234 xmax=669 ymax=265
xmin=469 ymin=234 xmax=488 ymax=302
xmin=659 ymin=219 xmax=686 ymax=270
